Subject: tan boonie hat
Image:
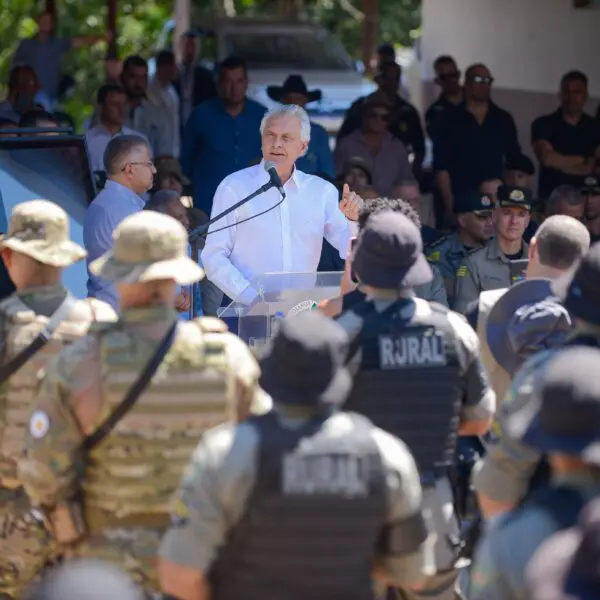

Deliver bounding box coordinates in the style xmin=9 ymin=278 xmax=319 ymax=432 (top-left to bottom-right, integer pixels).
xmin=0 ymin=199 xmax=86 ymax=267
xmin=89 ymin=211 xmax=204 ymax=285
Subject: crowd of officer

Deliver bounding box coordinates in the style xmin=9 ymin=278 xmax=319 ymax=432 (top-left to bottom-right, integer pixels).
xmin=2 ymin=188 xmax=600 ymax=600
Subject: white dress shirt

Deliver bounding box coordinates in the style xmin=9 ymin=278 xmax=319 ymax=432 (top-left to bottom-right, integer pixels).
xmin=202 ymin=163 xmax=355 ymax=304
xmin=147 ymin=78 xmax=180 ymax=157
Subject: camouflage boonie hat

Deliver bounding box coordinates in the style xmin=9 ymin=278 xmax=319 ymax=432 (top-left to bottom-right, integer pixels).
xmin=90 ymin=211 xmax=204 ymax=284
xmin=0 ymin=200 xmax=86 ymax=267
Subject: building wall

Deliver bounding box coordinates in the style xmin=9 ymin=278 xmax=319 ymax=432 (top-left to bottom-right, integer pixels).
xmin=419 ymin=0 xmax=600 ymax=163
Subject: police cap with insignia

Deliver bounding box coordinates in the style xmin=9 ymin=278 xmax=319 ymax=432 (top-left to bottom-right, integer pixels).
xmin=496 ymin=185 xmax=533 ymax=211
xmin=505 ymin=347 xmax=600 ymax=464
xmin=581 ymin=176 xmax=600 ymax=195
xmin=552 ymin=242 xmax=600 ymax=327
xmin=454 ymin=190 xmax=494 ymax=215
xmin=487 ymin=279 xmax=573 ymax=376
xmin=352 ymin=211 xmax=433 ymax=289
xmin=259 ymin=311 xmax=352 ymax=407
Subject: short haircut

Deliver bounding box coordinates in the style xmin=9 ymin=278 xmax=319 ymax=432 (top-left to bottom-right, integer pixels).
xmin=358 ymin=197 xmax=421 ymax=231
xmin=546 ymin=185 xmax=583 ymax=216
xmin=218 ymin=55 xmax=247 ymax=75
xmin=103 ymin=134 xmax=149 ymax=175
xmin=96 ymin=83 xmax=125 ymax=105
xmin=465 ymin=63 xmax=489 ymax=80
xmin=156 ymin=50 xmax=176 ymax=68
xmin=145 ymin=189 xmax=181 ymax=213
xmin=260 ymin=104 xmax=311 ymax=147
xmin=377 ymin=43 xmax=395 ymax=59
xmin=122 ymin=55 xmax=148 ymax=73
xmin=534 ymin=215 xmax=590 ymax=270
xmin=18 ymin=110 xmax=57 ymax=128
xmin=433 ymin=55 xmax=456 ymax=71
xmin=8 ymin=65 xmax=36 ymax=90
xmin=0 ymin=117 xmax=17 ymax=128
xmin=561 ymin=70 xmax=588 ymax=88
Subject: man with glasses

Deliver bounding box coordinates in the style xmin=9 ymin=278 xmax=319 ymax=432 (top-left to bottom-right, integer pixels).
xmin=532 ymin=71 xmax=600 ymax=204
xmin=337 ymin=61 xmax=425 ymax=179
xmin=434 ymin=64 xmax=521 ymax=227
xmin=425 ymin=55 xmax=463 ymax=142
xmin=83 ymin=135 xmax=155 ymax=310
xmin=334 ymin=92 xmax=413 ymax=197
xmin=426 ymin=190 xmax=494 ymax=309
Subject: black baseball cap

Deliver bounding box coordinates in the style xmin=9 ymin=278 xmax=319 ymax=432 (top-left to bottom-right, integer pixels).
xmin=552 ymin=242 xmax=600 ymax=327
xmin=505 ymin=153 xmax=536 ymax=175
xmin=352 ymin=211 xmax=433 ymax=289
xmin=496 ymin=185 xmax=533 ymax=210
xmin=454 ymin=190 xmax=494 ymax=214
xmin=505 ymin=347 xmax=600 ymax=462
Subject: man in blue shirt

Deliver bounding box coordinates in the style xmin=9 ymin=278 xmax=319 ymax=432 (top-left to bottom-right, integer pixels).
xmin=266 ymin=75 xmax=334 ymax=178
xmin=84 ymin=135 xmax=155 ymax=310
xmin=180 ymin=56 xmax=266 ymax=218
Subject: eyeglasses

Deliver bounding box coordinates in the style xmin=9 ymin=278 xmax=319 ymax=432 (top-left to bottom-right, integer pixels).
xmin=122 ymin=160 xmax=155 ymax=171
xmin=471 ymin=75 xmax=494 ymax=86
xmin=368 ymin=111 xmax=390 ymax=121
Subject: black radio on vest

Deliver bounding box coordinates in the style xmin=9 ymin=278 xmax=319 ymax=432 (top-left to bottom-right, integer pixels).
xmin=345 ymin=298 xmax=462 ymax=483
xmin=209 ymin=411 xmax=387 ymax=600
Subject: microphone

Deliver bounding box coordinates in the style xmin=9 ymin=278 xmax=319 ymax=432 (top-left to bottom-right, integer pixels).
xmin=264 ymin=160 xmax=286 ymax=199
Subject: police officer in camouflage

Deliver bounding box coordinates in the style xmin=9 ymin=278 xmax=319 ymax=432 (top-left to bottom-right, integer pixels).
xmin=158 ymin=311 xmax=435 ymax=600
xmin=426 ymin=190 xmax=494 ymax=309
xmin=0 ymin=200 xmax=117 ymax=598
xmin=454 ymin=186 xmax=532 ymax=314
xmin=18 ymin=211 xmax=267 ymax=595
xmin=337 ymin=211 xmax=496 ymax=600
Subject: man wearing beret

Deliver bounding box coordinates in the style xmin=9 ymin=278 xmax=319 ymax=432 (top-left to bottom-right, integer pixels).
xmin=454 ymin=185 xmax=532 ymax=314
xmin=426 ymin=190 xmax=494 ymax=309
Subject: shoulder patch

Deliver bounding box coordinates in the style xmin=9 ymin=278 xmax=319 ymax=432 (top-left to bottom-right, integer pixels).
xmin=456 ymin=265 xmax=468 ymax=277
xmin=425 ymin=234 xmax=449 ymax=252
xmin=427 ymin=250 xmax=441 ymax=262
xmin=195 ymin=316 xmax=229 ymax=334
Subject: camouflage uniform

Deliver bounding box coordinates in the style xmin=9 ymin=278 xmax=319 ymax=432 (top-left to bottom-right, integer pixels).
xmin=0 ymin=200 xmax=116 ymax=598
xmin=18 ymin=211 xmax=264 ymax=595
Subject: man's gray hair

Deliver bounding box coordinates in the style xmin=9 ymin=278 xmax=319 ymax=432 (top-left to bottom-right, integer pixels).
xmin=103 ymin=134 xmax=149 ymax=175
xmin=145 ymin=189 xmax=180 ymax=213
xmin=535 ymin=214 xmax=590 ymax=270
xmin=546 ymin=184 xmax=583 ymax=216
xmin=260 ymin=104 xmax=311 ymax=146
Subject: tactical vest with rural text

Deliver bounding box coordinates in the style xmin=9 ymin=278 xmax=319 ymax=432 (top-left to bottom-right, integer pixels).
xmin=210 ymin=411 xmax=387 ymax=600
xmin=345 ymin=299 xmax=462 ymax=479
xmin=84 ymin=317 xmax=233 ymax=531
xmin=0 ymin=293 xmax=114 ymax=486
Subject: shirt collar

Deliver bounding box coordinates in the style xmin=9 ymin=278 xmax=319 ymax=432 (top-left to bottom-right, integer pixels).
xmin=104 ymin=180 xmax=146 ymax=209
xmin=258 ymin=159 xmax=302 ymax=190
xmin=487 ymin=237 xmax=528 ymax=260
xmin=17 ymin=284 xmax=67 ymax=303
xmin=119 ymin=305 xmax=179 ymax=325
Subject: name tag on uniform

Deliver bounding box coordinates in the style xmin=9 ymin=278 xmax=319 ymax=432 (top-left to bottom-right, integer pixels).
xmin=378 ymin=332 xmax=446 ymax=369
xmin=282 ymin=454 xmax=369 ymax=498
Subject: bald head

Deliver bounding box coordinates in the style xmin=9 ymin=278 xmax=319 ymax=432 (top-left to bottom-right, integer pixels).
xmin=533 ymin=215 xmax=590 ymax=270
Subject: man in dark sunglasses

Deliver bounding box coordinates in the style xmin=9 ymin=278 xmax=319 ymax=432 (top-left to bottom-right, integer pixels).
xmin=433 ymin=63 xmax=521 ymax=228
xmin=425 ymin=55 xmax=464 ymax=142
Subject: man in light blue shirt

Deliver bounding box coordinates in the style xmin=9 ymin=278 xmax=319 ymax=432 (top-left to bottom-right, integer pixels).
xmin=84 ymin=134 xmax=155 ymax=310
xmin=267 ymin=75 xmax=334 ymax=178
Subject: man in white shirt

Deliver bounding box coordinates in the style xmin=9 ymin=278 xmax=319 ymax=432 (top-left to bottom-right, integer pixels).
xmin=85 ymin=84 xmax=146 ymax=174
xmin=202 ymin=104 xmax=362 ymax=306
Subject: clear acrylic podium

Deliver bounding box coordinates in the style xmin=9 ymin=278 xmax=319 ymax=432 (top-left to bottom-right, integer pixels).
xmin=218 ymin=271 xmax=343 ymax=351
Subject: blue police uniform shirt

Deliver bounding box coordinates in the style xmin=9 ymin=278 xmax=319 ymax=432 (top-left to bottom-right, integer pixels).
xmin=296 ymin=122 xmax=334 ymax=178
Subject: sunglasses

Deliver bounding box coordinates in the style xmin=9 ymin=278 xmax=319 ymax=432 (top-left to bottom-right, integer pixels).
xmin=368 ymin=110 xmax=390 ymax=121
xmin=471 ymin=75 xmax=494 ymax=85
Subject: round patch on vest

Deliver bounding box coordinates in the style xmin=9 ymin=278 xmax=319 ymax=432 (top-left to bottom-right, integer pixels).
xmin=29 ymin=410 xmax=50 ymax=439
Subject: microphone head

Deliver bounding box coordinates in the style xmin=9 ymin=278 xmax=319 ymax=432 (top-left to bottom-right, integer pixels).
xmin=263 ymin=160 xmax=276 ymax=172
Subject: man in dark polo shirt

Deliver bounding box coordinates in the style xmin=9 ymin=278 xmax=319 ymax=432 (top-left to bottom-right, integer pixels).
xmin=425 ymin=55 xmax=463 ymax=142
xmin=433 ymin=63 xmax=521 ymax=227
xmin=532 ymin=71 xmax=600 ymax=202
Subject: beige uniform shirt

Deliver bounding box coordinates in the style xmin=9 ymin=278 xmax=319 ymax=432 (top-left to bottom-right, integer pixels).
xmin=454 ymin=238 xmax=529 ymax=314
xmin=160 ymin=406 xmax=436 ymax=587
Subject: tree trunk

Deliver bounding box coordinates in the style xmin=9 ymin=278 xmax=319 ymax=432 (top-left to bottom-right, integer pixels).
xmin=277 ymin=0 xmax=304 ymax=19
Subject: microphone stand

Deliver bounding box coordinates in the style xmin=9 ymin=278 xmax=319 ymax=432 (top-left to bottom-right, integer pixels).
xmin=188 ymin=180 xmax=275 ymax=319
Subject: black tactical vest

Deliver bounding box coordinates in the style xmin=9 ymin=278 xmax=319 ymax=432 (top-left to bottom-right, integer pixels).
xmin=345 ymin=298 xmax=462 ymax=480
xmin=210 ymin=411 xmax=387 ymax=600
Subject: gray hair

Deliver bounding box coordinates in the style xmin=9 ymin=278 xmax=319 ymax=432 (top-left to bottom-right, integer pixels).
xmin=103 ymin=134 xmax=149 ymax=175
xmin=535 ymin=214 xmax=590 ymax=270
xmin=546 ymin=185 xmax=583 ymax=216
xmin=260 ymin=104 xmax=311 ymax=146
xmin=145 ymin=189 xmax=180 ymax=213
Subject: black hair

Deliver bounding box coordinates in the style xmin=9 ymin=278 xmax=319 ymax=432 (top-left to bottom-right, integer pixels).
xmin=156 ymin=50 xmax=176 ymax=68
xmin=358 ymin=197 xmax=421 ymax=231
xmin=96 ymin=83 xmax=125 ymax=105
xmin=8 ymin=64 xmax=37 ymax=90
xmin=561 ymin=70 xmax=588 ymax=88
xmin=122 ymin=55 xmax=148 ymax=73
xmin=218 ymin=55 xmax=247 ymax=76
xmin=465 ymin=63 xmax=489 ymax=80
xmin=18 ymin=110 xmax=57 ymax=128
xmin=433 ymin=55 xmax=457 ymax=71
xmin=103 ymin=134 xmax=149 ymax=175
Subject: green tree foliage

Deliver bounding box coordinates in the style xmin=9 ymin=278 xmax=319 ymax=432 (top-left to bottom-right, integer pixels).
xmin=0 ymin=0 xmax=419 ymax=129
